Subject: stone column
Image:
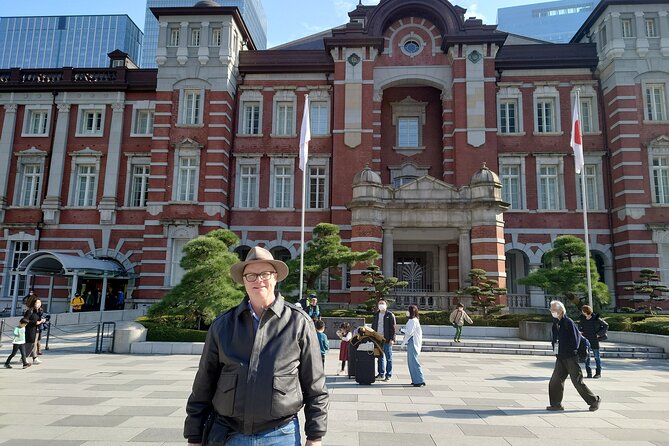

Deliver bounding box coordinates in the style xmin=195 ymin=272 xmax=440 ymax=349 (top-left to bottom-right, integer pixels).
xmin=198 ymin=21 xmax=210 ymax=65
xmin=155 ymin=22 xmax=168 ymax=65
xmin=0 ymin=104 xmax=18 ymax=221
xmin=219 ymin=22 xmax=232 ymax=65
xmin=42 ymin=103 xmax=71 ymax=224
xmin=659 ymin=11 xmax=669 ymax=56
xmin=177 ymin=21 xmax=189 ymax=65
xmin=608 ymin=12 xmax=625 ymax=57
xmin=439 ymin=244 xmax=448 ymax=292
xmin=99 ymin=102 xmax=125 ymax=224
xmin=382 ymin=227 xmax=394 ymax=277
xmin=635 ymin=12 xmax=649 ymax=57
xmin=458 ymin=229 xmax=471 ymax=287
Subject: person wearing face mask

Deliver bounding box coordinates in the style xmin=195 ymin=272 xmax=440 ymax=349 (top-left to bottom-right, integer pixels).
xmin=578 ymin=305 xmax=608 ymax=379
xmin=547 ymin=300 xmax=600 ymax=412
xmin=401 ymin=305 xmax=425 ymax=387
xmin=371 ymin=298 xmax=396 ymax=381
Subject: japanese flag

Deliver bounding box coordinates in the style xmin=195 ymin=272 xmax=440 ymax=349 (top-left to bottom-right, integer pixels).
xmin=299 ymin=95 xmax=311 ymax=171
xmin=570 ymin=102 xmax=584 ymax=174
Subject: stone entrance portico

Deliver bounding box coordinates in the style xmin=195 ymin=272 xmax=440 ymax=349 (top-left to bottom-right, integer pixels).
xmin=347 ymin=164 xmax=508 ymax=305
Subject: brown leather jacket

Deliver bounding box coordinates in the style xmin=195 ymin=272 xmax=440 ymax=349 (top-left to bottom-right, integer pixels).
xmin=184 ymin=295 xmax=328 ymax=442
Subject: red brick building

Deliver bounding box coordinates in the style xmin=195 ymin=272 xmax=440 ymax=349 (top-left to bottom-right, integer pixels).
xmin=0 ymin=0 xmax=667 ymax=313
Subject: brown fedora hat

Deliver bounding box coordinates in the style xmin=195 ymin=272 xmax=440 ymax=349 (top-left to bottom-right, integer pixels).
xmin=230 ymin=246 xmax=289 ymax=284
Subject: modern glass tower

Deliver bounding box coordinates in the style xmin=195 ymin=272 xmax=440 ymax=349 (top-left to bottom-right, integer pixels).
xmin=0 ymin=15 xmax=143 ymax=69
xmin=141 ymin=0 xmax=267 ymax=68
xmin=497 ymin=0 xmax=597 ymax=43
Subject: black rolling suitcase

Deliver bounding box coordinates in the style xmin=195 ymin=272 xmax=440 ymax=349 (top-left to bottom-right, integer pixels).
xmin=348 ymin=342 xmax=358 ymax=378
xmin=354 ymin=346 xmax=376 ymax=385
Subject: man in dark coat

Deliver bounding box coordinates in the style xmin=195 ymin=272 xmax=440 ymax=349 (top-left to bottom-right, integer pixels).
xmin=371 ymin=298 xmax=396 ymax=381
xmin=547 ymin=300 xmax=600 ymax=411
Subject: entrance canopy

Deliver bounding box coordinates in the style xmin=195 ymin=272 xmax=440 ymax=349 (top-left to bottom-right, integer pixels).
xmin=17 ymin=251 xmax=127 ymax=277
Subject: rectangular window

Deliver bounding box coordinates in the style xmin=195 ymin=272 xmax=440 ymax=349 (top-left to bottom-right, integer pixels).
xmin=242 ymin=101 xmax=260 ymax=134
xmin=621 ymin=18 xmax=633 ymax=37
xmin=646 ymin=85 xmax=667 ymax=121
xmin=646 ymin=18 xmax=657 ymax=37
xmin=130 ymin=164 xmax=150 ymax=207
xmin=75 ymin=164 xmax=97 ymax=207
xmin=652 ymin=156 xmax=669 ymax=204
xmin=275 ymin=102 xmax=294 ymax=135
xmin=19 ymin=164 xmax=41 ymax=207
xmin=310 ymin=102 xmax=328 ymax=135
xmin=177 ymin=157 xmax=197 ymax=201
xmin=134 ymin=110 xmax=154 ymax=135
xmin=239 ymin=165 xmax=258 ymax=208
xmin=9 ymin=241 xmax=31 ymax=299
xmin=499 ymin=100 xmax=517 ymax=134
xmin=501 ymin=165 xmax=522 ymax=209
xmin=183 ymin=90 xmax=202 ymax=125
xmin=80 ymin=110 xmax=103 ymax=135
xmin=211 ymin=28 xmax=221 ymax=46
xmin=578 ymin=164 xmax=599 ymax=209
xmin=273 ymin=165 xmax=293 ymax=208
xmin=169 ymin=28 xmax=180 ymax=46
xmin=25 ymin=110 xmax=49 ymax=135
xmin=539 ymin=165 xmax=559 ymax=210
xmin=536 ymin=99 xmax=554 ymax=133
xmin=170 ymin=238 xmax=188 ymax=287
xmin=398 ymin=117 xmax=419 ymax=147
xmin=601 ymin=25 xmax=608 ymax=47
xmin=580 ymin=98 xmax=594 ymax=133
xmin=190 ymin=28 xmax=200 ymax=46
xmin=309 ymin=166 xmax=326 ymax=209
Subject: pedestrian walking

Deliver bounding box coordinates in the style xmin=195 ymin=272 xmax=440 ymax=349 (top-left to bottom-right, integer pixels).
xmin=371 ymin=298 xmax=396 ymax=381
xmin=578 ymin=305 xmax=609 ymax=379
xmin=23 ymin=296 xmax=46 ymax=365
xmin=184 ymin=246 xmax=328 ymax=446
xmin=315 ymin=320 xmax=329 ymax=367
xmin=336 ymin=322 xmax=352 ymax=376
xmin=449 ymin=303 xmax=473 ymax=342
xmin=4 ymin=318 xmax=31 ymax=369
xmin=547 ymin=300 xmax=600 ymax=412
xmin=402 ymin=305 xmax=425 ymax=387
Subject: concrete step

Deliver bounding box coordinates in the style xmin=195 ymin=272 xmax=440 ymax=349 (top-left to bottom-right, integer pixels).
xmin=416 ymin=339 xmax=665 ymax=353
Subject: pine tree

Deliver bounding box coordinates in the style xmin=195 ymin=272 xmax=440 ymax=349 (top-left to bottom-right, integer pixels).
xmin=360 ymin=264 xmax=408 ymax=308
xmin=624 ymin=269 xmax=669 ymax=315
xmin=148 ymin=229 xmax=244 ymax=328
xmin=456 ymin=268 xmax=506 ymax=323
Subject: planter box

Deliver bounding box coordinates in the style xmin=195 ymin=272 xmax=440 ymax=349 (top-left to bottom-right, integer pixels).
xmin=519 ymin=321 xmax=553 ymax=341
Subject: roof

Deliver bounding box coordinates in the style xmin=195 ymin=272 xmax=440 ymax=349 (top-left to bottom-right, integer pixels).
xmin=495 ymin=43 xmax=598 ymax=70
xmin=17 ymin=251 xmax=128 ymax=277
xmin=239 ymin=50 xmax=334 ymax=74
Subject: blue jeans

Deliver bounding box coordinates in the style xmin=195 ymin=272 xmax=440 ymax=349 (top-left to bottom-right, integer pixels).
xmin=406 ymin=340 xmax=425 ymax=385
xmin=585 ymin=348 xmax=602 ymax=370
xmin=225 ymin=418 xmax=300 ymax=446
xmin=377 ymin=342 xmax=393 ymax=378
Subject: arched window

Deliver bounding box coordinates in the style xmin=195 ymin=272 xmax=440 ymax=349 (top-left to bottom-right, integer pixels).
xmin=270 ymin=246 xmax=291 ymax=263
xmin=234 ymin=245 xmax=251 ymax=261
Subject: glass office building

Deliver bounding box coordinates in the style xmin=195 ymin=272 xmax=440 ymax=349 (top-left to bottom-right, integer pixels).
xmin=141 ymin=0 xmax=267 ymax=68
xmin=497 ymin=0 xmax=596 ymax=43
xmin=0 ymin=15 xmax=143 ymax=69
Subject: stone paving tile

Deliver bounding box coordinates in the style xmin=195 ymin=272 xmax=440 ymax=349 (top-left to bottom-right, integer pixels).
xmin=613 ymin=410 xmax=669 ymax=419
xmin=359 ymin=432 xmax=437 ymax=446
xmin=128 ymin=428 xmax=183 ymax=442
xmin=50 ymin=415 xmax=132 ymax=428
xmin=53 ymin=427 xmax=146 ymax=441
xmin=0 ymin=441 xmax=85 ymax=446
xmin=104 ymin=406 xmax=182 ymax=417
xmin=42 ymin=397 xmax=111 ymax=406
xmin=507 ymin=440 xmax=656 ymax=446
xmin=358 ymin=410 xmax=421 ymax=421
xmin=458 ymin=424 xmax=537 ymax=438
xmin=117 ymin=416 xmax=188 ymax=429
xmin=433 ymin=436 xmax=512 ymax=446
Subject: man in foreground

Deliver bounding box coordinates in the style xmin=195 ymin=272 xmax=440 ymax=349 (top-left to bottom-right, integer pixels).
xmin=184 ymin=246 xmax=328 ymax=446
xmin=547 ymin=300 xmax=600 ymax=412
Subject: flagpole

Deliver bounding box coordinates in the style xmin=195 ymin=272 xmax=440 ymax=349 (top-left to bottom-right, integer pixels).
xmin=575 ymin=89 xmax=594 ymax=308
xmin=298 ymin=94 xmax=311 ymax=300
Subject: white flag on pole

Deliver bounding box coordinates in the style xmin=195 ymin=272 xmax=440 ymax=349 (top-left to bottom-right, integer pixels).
xmin=570 ymin=102 xmax=584 ymax=174
xmin=299 ymin=95 xmax=311 ymax=171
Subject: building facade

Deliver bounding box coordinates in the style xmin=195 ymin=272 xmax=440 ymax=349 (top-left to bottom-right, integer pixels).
xmin=0 ymin=0 xmax=667 ymax=314
xmin=0 ymin=15 xmax=143 ymax=69
xmin=497 ymin=0 xmax=596 ymax=43
xmin=141 ymin=0 xmax=267 ymax=68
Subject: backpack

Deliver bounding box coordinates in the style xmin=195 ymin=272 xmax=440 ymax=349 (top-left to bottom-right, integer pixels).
xmin=577 ymin=335 xmax=590 ymax=363
xmin=596 ymin=319 xmax=609 ymax=341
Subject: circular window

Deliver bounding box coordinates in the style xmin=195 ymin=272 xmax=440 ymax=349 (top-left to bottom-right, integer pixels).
xmin=403 ymin=40 xmax=421 ymax=54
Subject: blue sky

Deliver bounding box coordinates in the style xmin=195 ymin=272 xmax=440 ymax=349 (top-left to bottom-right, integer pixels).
xmin=0 ymin=0 xmax=536 ymax=48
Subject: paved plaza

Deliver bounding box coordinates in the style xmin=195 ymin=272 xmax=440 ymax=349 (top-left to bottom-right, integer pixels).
xmin=1 ymin=348 xmax=669 ymax=446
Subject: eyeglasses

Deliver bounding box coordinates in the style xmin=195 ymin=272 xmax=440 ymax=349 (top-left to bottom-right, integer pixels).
xmin=243 ymin=271 xmax=276 ymax=282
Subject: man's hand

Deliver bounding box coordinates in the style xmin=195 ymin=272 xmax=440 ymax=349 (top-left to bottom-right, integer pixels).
xmin=389 ymin=339 xmax=394 ymax=345
xmin=306 ymin=440 xmax=322 ymax=446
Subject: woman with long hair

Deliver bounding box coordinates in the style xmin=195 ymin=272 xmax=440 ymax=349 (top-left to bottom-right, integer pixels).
xmin=402 ymin=305 xmax=425 ymax=387
xmin=23 ymin=296 xmax=46 ymax=365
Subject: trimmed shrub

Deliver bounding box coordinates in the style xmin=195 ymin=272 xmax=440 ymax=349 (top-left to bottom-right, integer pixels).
xmin=631 ymin=317 xmax=669 ymax=336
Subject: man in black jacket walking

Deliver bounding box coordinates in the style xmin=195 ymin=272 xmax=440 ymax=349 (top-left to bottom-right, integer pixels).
xmin=184 ymin=246 xmax=328 ymax=446
xmin=547 ymin=300 xmax=600 ymax=412
xmin=578 ymin=304 xmax=608 ymax=378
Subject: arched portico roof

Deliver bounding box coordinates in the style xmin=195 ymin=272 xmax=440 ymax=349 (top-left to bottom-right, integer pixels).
xmin=17 ymin=251 xmax=128 ymax=277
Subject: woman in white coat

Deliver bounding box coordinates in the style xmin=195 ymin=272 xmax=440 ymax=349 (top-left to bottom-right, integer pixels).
xmin=402 ymin=305 xmax=425 ymax=387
